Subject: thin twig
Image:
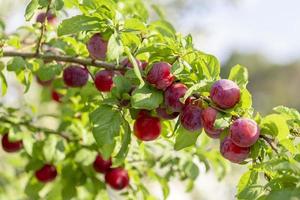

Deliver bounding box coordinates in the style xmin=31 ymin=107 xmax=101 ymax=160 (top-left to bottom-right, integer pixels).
xmin=84 ymin=66 xmax=95 ymax=81
xmin=35 ymin=0 xmax=52 ymax=55
xmin=0 ymin=117 xmax=71 ymax=141
xmin=260 ymin=135 xmax=279 ymax=154
xmin=2 ymin=51 xmax=118 ymax=70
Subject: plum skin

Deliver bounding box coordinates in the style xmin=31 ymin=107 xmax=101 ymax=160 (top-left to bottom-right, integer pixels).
xmin=87 ymin=33 xmax=108 ymax=60
xmin=35 ymin=164 xmax=57 ymax=183
xmin=210 ymin=79 xmax=240 ymax=109
xmin=200 ymin=107 xmax=223 ymax=138
xmin=164 ymin=83 xmax=188 ymax=112
xmin=230 ymin=118 xmax=260 ymax=147
xmin=156 ymin=106 xmax=179 ymax=120
xmin=36 ymin=12 xmax=56 ymax=24
xmin=146 ymin=62 xmax=174 ymax=90
xmin=220 ymin=137 xmax=250 ymax=163
xmin=134 ymin=114 xmax=161 ymax=141
xmin=51 ymin=90 xmax=63 ymax=103
xmin=180 ymin=105 xmax=202 ymax=132
xmin=105 ymin=168 xmax=129 ymax=190
xmin=1 ymin=133 xmax=23 ymax=153
xmin=93 ymin=154 xmax=112 ymax=174
xmin=63 ymin=65 xmax=89 ymax=87
xmin=94 ymin=70 xmax=115 ymax=92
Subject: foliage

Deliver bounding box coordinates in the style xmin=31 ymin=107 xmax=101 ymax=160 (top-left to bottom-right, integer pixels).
xmin=0 ymin=0 xmax=299 ymax=199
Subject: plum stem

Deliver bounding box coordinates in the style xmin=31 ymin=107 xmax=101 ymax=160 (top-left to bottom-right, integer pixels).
xmin=35 ymin=0 xmax=53 ymax=55
xmin=2 ymin=51 xmax=118 ymax=70
xmin=259 ymin=135 xmax=279 ymax=154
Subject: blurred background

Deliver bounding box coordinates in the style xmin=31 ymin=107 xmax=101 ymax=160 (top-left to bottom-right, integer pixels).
xmin=0 ymin=0 xmax=300 ymax=199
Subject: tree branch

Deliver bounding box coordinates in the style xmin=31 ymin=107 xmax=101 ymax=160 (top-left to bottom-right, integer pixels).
xmin=0 ymin=117 xmax=71 ymax=141
xmin=260 ymin=135 xmax=279 ymax=154
xmin=2 ymin=51 xmax=118 ymax=70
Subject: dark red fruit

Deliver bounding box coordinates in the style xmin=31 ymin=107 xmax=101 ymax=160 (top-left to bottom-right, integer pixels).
xmin=36 ymin=76 xmax=53 ymax=86
xmin=164 ymin=83 xmax=188 ymax=112
xmin=87 ymin=33 xmax=108 ymax=60
xmin=94 ymin=70 xmax=115 ymax=92
xmin=1 ymin=133 xmax=23 ymax=153
xmin=121 ymin=58 xmax=143 ymax=69
xmin=63 ymin=66 xmax=89 ymax=87
xmin=220 ymin=137 xmax=250 ymax=163
xmin=105 ymin=168 xmax=129 ymax=190
xmin=51 ymin=90 xmax=63 ymax=103
xmin=93 ymin=154 xmax=112 ymax=173
xmin=230 ymin=118 xmax=260 ymax=147
xmin=146 ymin=62 xmax=174 ymax=90
xmin=200 ymin=107 xmax=223 ymax=138
xmin=35 ymin=164 xmax=57 ymax=183
xmin=210 ymin=79 xmax=240 ymax=109
xmin=36 ymin=12 xmax=56 ymax=24
xmin=156 ymin=106 xmax=179 ymax=120
xmin=134 ymin=114 xmax=161 ymax=141
xmin=180 ymin=105 xmax=202 ymax=131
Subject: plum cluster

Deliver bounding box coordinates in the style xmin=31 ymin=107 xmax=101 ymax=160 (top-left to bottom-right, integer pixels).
xmin=84 ymin=33 xmax=261 ymax=164
xmin=28 ymin=30 xmax=262 ymax=188
xmin=93 ymin=154 xmax=129 ymax=190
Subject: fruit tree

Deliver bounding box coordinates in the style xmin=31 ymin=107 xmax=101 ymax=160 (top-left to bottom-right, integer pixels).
xmin=0 ymin=0 xmax=299 ymax=199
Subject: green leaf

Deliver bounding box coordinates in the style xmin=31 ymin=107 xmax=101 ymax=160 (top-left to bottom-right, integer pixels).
xmin=236 ymin=89 xmax=252 ymax=113
xmin=125 ymin=47 xmax=144 ymax=85
xmin=7 ymin=36 xmax=21 ymax=49
xmin=114 ymin=119 xmax=131 ymax=166
xmin=107 ymin=33 xmax=124 ymax=61
xmin=36 ymin=64 xmax=61 ymax=81
xmin=174 ymin=126 xmax=200 ymax=150
xmin=150 ymin=20 xmax=176 ymax=38
xmin=99 ymin=142 xmax=116 ymax=160
xmin=183 ymin=161 xmax=199 ymax=180
xmin=196 ymin=53 xmax=220 ymax=80
xmin=43 ymin=135 xmax=58 ymax=162
xmin=280 ymin=139 xmax=297 ymax=154
xmin=261 ymin=114 xmax=289 ymax=141
xmin=265 ymin=189 xmax=300 ymax=200
xmin=183 ymin=80 xmax=212 ymax=101
xmin=273 ymin=106 xmax=300 ymax=121
xmin=54 ymin=0 xmax=64 ymax=10
xmin=23 ymin=134 xmax=35 ymax=156
xmin=25 ymin=176 xmax=44 ymax=198
xmin=237 ymin=185 xmax=264 ymax=200
xmin=25 ymin=0 xmax=39 ymax=21
xmin=61 ymin=181 xmax=77 ymax=199
xmin=124 ymin=18 xmax=146 ymax=32
xmin=90 ymin=105 xmax=122 ymax=157
xmin=7 ymin=57 xmax=27 ymax=72
xmin=0 ymin=71 xmax=7 ymax=96
xmin=214 ymin=113 xmax=231 ymax=129
xmin=38 ymin=0 xmax=50 ymax=7
xmin=237 ymin=170 xmax=258 ymax=194
xmin=229 ymin=65 xmax=249 ymax=89
xmin=57 ymin=15 xmax=102 ymax=36
xmin=111 ymin=75 xmax=132 ymax=99
xmin=131 ymin=84 xmax=163 ymax=110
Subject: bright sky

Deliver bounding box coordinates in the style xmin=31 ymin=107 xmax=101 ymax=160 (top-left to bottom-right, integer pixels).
xmin=171 ymin=0 xmax=300 ymax=64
